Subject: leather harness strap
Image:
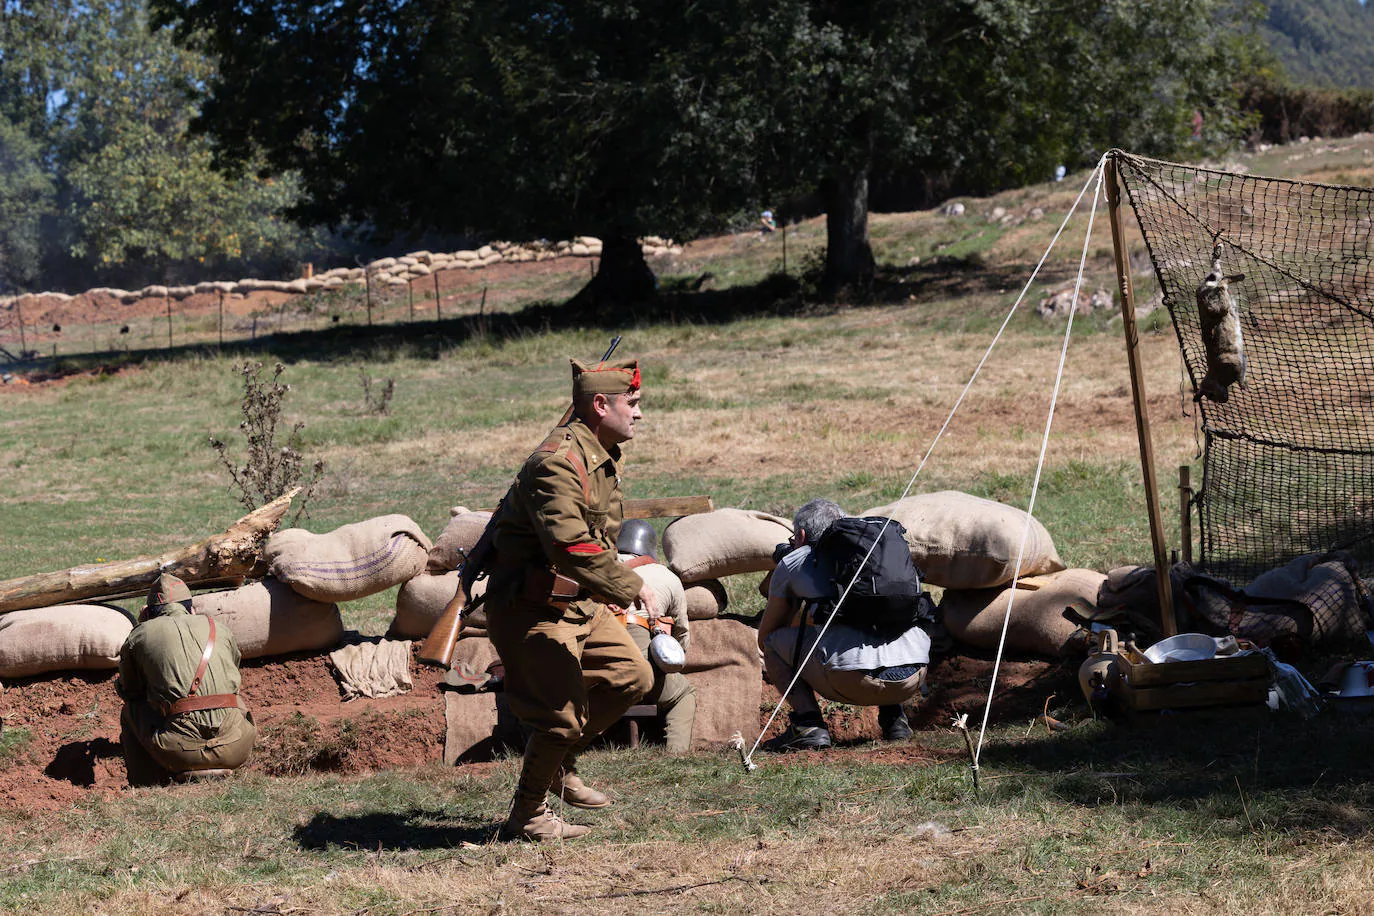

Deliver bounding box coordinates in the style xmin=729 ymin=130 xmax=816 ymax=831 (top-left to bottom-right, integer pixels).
xmin=158 ymin=616 xmax=242 ymax=717
xmin=624 ymin=555 xmax=657 ymax=570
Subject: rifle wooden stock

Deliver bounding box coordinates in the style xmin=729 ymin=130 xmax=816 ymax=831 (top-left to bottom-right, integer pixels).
xmin=417 ymin=582 xmax=468 ymax=668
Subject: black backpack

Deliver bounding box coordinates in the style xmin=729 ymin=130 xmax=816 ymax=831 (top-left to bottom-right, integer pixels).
xmin=808 ymin=516 xmax=936 ymax=636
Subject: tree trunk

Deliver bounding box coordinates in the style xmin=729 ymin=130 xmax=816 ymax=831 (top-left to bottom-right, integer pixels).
xmin=567 ymin=235 xmax=657 ymax=312
xmin=822 ymin=168 xmax=876 ymax=296
xmin=0 ymin=489 xmax=298 ymax=613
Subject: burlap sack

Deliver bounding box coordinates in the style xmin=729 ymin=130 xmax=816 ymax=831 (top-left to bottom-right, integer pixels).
xmin=683 ymin=579 xmax=728 ymax=620
xmin=0 ymin=605 xmax=132 ymax=678
xmin=388 ymin=572 xmax=488 ymax=640
xmin=191 ymin=578 xmax=343 ymax=660
xmin=443 ymin=635 xmax=521 ymax=764
xmin=683 ymin=618 xmax=763 ymax=747
xmin=662 ymin=509 xmax=792 ymax=581
xmin=864 ymin=491 xmax=1065 ymax=589
xmin=266 ymin=514 xmax=432 ymax=602
xmin=427 ymin=508 xmax=492 ymax=573
xmin=942 ymin=568 xmax=1104 ymax=658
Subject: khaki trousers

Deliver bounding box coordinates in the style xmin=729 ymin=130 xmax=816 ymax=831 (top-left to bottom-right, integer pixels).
xmin=764 ymin=627 xmax=926 ymax=718
xmin=487 ymin=597 xmax=653 ymax=808
xmin=120 ymin=701 xmax=256 ymax=787
xmin=628 ymin=625 xmax=696 ymax=753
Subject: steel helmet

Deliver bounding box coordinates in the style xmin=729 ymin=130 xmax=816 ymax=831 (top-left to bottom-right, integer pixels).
xmin=616 ymin=518 xmax=658 ymax=560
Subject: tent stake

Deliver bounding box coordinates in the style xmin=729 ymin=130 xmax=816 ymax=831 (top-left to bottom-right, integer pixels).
xmin=1105 ymin=154 xmax=1177 ymax=636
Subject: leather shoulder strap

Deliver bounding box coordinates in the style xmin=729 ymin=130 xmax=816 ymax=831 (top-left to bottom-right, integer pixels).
xmin=625 ymin=555 xmax=657 ymax=570
xmin=188 ymin=616 xmax=216 ymax=699
xmin=565 ymin=451 xmax=592 ymax=504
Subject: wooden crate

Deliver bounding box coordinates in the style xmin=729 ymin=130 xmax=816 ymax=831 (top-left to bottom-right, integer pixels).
xmin=1118 ymin=653 xmax=1270 ymax=711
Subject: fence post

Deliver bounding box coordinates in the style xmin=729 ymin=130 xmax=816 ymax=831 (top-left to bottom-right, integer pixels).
xmin=218 ymin=291 xmax=224 ymax=349
xmin=408 ymin=278 xmax=415 ymax=322
xmin=434 ymin=271 xmax=442 ymax=322
xmin=364 ymin=268 xmax=374 ymax=326
xmin=16 ymin=297 xmax=25 ymax=354
xmin=166 ymin=294 xmax=173 ymax=349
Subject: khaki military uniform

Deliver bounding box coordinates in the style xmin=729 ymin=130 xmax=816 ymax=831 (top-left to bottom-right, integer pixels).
xmin=486 ymin=418 xmax=654 ymax=814
xmin=117 ymin=605 xmax=255 ymax=785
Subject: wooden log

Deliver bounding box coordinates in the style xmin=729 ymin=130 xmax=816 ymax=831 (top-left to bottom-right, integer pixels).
xmin=0 ymin=489 xmax=299 ymax=614
xmin=622 ymin=496 xmax=714 ymax=519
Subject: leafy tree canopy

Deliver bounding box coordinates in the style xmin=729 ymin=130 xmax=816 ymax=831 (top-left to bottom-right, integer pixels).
xmin=153 ymin=0 xmax=1265 ymax=299
xmin=1259 ymin=0 xmax=1374 ymax=89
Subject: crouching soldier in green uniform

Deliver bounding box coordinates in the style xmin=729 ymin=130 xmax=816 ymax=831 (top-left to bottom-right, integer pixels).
xmin=486 ymin=357 xmax=656 ymax=842
xmin=615 ymin=519 xmax=696 ymax=753
xmin=117 ymin=574 xmax=256 ymax=786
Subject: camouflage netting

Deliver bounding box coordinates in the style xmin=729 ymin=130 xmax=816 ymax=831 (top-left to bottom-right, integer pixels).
xmin=1115 ymin=151 xmax=1374 ymax=586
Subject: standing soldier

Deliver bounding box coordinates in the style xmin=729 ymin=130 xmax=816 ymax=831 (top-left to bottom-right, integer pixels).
xmin=117 ymin=574 xmax=256 ymax=785
xmin=486 ymin=357 xmax=655 ymax=842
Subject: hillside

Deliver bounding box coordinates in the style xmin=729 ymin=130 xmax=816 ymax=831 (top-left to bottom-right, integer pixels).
xmin=1260 ymin=0 xmax=1374 ymax=88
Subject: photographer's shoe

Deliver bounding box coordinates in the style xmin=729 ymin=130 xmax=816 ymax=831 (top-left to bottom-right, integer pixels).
xmin=764 ymin=722 xmax=832 ymax=752
xmin=879 ymin=705 xmax=912 ymax=742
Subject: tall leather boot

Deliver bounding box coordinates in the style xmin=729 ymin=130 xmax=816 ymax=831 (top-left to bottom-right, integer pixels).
xmin=499 ymin=738 xmax=592 ymax=842
xmin=554 ymin=760 xmax=610 ymax=810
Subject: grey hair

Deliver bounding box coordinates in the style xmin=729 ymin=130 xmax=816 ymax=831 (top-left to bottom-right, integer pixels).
xmin=793 ymin=498 xmax=845 ymax=542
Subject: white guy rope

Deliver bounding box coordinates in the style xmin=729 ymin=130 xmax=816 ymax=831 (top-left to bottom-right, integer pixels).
xmin=972 ymin=156 xmax=1107 ymax=770
xmin=742 ymin=163 xmax=1107 ymax=770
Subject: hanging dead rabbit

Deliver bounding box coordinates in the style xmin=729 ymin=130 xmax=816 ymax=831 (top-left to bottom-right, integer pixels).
xmin=1195 ymin=243 xmax=1247 ymax=403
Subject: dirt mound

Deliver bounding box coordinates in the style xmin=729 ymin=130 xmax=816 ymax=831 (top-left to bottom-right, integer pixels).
xmin=0 ymin=645 xmax=1075 ymax=813
xmin=0 ymin=648 xmax=448 ymax=813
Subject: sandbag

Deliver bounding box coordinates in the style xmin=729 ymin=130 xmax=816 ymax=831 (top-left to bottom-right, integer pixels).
xmin=942 ymin=568 xmax=1105 ymax=658
xmin=0 ymin=605 xmax=132 ymax=678
xmin=662 ymin=508 xmax=792 ymax=581
xmin=864 ymin=491 xmax=1065 ymax=589
xmin=388 ymin=572 xmax=488 ymax=639
xmin=428 ymin=507 xmax=492 ymax=573
xmin=192 ymin=578 xmax=343 ymax=660
xmin=266 ymin=514 xmax=431 ymax=602
xmin=683 ymin=618 xmax=763 ymax=747
xmin=683 ymin=579 xmax=728 ymax=620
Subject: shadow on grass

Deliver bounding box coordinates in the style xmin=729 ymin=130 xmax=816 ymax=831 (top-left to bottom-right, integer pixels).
xmin=981 ymin=709 xmax=1374 ymax=836
xmin=293 ymin=808 xmax=496 ymax=851
xmin=7 ymin=257 xmax=1057 ymax=380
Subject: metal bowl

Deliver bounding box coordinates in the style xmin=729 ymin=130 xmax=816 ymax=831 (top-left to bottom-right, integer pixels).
xmin=1143 ymin=633 xmax=1217 ymax=664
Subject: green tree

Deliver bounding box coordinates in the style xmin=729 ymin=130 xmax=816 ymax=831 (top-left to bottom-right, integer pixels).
xmin=0 ymin=114 xmax=53 ymax=292
xmin=0 ymin=0 xmax=320 ymax=288
xmin=153 ymin=0 xmax=1264 ymax=300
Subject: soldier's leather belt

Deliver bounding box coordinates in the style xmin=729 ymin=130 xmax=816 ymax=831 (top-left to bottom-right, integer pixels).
xmin=520 ymin=567 xmax=586 ymax=610
xmin=612 ymin=607 xmax=671 ymax=635
xmin=158 ymin=694 xmax=244 ymax=717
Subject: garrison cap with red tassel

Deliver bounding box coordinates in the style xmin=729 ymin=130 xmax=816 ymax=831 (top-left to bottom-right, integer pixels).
xmin=571 ymin=357 xmax=640 ymax=397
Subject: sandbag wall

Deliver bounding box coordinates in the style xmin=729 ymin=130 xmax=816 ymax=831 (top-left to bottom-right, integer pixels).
xmin=0 ymin=235 xmax=685 ymax=314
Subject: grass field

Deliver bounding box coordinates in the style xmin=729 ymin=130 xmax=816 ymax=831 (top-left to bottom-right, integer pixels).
xmin=2 ymin=137 xmax=1374 ymax=914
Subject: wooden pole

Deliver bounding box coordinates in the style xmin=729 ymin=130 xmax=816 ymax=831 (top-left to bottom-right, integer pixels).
xmin=433 ymin=271 xmax=441 ymax=322
xmin=782 ymin=222 xmax=788 ymax=274
xmin=165 ymin=295 xmax=173 ymax=349
xmin=217 ymin=291 xmax=224 ymax=349
xmin=364 ymin=268 xmax=374 ymax=326
xmin=1105 ymin=155 xmax=1177 ymax=637
xmin=1179 ymin=465 xmax=1193 ymax=566
xmin=408 ymin=278 xmax=414 ymax=322
xmin=15 ymin=297 xmax=26 ymax=354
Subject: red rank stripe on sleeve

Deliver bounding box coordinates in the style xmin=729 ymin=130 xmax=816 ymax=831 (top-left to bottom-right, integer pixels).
xmin=565 ymin=543 xmax=603 ymax=555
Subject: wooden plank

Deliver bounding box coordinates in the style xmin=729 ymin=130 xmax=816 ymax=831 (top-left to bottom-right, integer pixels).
xmin=623 ymin=496 xmax=714 ymax=519
xmin=1121 ymin=652 xmax=1268 ymax=688
xmin=1119 ymin=677 xmax=1269 ymax=711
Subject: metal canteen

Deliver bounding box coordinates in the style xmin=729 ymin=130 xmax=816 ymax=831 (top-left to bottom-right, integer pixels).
xmin=648 ymin=633 xmax=686 ymax=673
xmin=1078 ymin=628 xmax=1122 ymax=706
